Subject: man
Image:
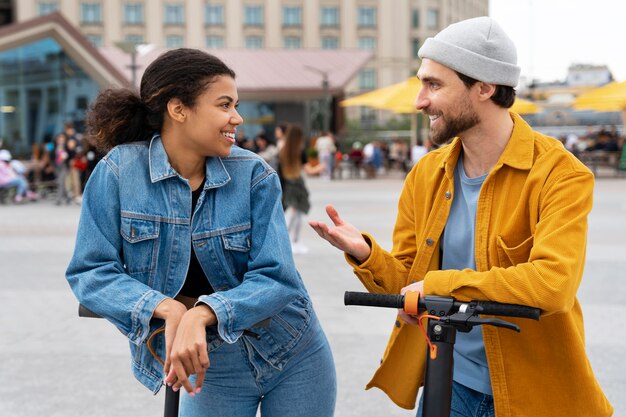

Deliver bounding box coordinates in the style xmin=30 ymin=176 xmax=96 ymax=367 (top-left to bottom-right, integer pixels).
xmin=309 ymin=16 xmax=612 ymax=417
xmin=315 ymin=131 xmax=337 ymax=180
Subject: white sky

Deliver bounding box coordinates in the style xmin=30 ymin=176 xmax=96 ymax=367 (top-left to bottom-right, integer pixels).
xmin=488 ymin=0 xmax=626 ymax=83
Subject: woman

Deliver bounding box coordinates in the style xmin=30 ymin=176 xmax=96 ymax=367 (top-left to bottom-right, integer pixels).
xmin=278 ymin=125 xmax=320 ymax=255
xmin=66 ymin=49 xmax=336 ymax=416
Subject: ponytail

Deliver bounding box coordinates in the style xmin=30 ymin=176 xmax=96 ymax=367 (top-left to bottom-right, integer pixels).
xmin=85 ymin=88 xmax=152 ymax=154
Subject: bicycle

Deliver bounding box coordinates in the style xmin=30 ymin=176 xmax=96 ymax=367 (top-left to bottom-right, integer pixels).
xmin=343 ymin=291 xmax=541 ymax=417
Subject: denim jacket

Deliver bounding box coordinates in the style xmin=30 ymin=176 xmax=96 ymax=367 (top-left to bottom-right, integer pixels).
xmin=66 ymin=134 xmax=314 ymax=393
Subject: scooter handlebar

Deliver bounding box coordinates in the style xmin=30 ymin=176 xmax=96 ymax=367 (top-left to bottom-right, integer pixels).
xmin=344 ymin=291 xmax=541 ymax=321
xmin=344 ymin=292 xmax=404 ymax=309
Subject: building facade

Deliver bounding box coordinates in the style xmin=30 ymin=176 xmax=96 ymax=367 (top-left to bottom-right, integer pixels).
xmin=11 ymin=0 xmax=488 ymax=118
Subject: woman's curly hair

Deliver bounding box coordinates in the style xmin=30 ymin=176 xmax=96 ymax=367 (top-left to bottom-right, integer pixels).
xmin=85 ymin=48 xmax=236 ymax=154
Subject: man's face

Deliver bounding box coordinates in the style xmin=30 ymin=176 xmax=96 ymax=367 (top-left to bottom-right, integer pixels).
xmin=415 ymin=59 xmax=480 ymax=146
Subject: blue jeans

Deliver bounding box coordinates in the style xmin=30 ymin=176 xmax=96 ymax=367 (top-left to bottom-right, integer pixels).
xmin=416 ymin=381 xmax=494 ymax=417
xmin=180 ymin=322 xmax=336 ymax=417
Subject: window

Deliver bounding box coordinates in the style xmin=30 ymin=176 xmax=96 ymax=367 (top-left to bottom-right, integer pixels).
xmin=412 ymin=9 xmax=420 ymax=28
xmin=283 ymin=6 xmax=302 ymax=27
xmin=205 ymin=4 xmax=224 ymax=25
xmin=357 ymin=7 xmax=376 ymax=27
xmin=359 ymin=68 xmax=376 ymax=90
xmin=283 ymin=36 xmax=301 ymax=49
xmin=245 ymin=36 xmax=263 ymax=49
xmin=76 ymin=96 xmax=89 ymax=111
xmin=412 ymin=38 xmax=420 ymax=58
xmin=47 ymin=87 xmax=59 ymax=114
xmin=80 ymin=3 xmax=102 ymax=24
xmin=320 ymin=6 xmax=339 ymax=27
xmin=165 ymin=35 xmax=185 ymax=48
xmin=125 ymin=34 xmax=144 ymax=45
xmin=124 ymin=3 xmax=144 ymax=25
xmin=321 ymin=37 xmax=339 ymax=49
xmin=206 ymin=35 xmax=224 ymax=48
xmin=358 ymin=37 xmax=376 ymax=50
xmin=37 ymin=2 xmax=58 ymax=16
xmin=360 ymin=107 xmax=377 ymax=124
xmin=426 ymin=9 xmax=438 ymax=29
xmin=164 ymin=3 xmax=185 ymax=25
xmin=86 ymin=34 xmax=102 ymax=47
xmin=244 ymin=5 xmax=263 ymax=26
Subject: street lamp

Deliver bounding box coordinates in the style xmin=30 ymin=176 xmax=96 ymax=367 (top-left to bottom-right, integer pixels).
xmin=304 ymin=65 xmax=331 ymax=133
xmin=115 ymin=41 xmax=140 ymax=88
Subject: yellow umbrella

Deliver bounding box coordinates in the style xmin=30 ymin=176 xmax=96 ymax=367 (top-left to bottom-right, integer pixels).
xmin=511 ymin=98 xmax=541 ymax=115
xmin=572 ymin=81 xmax=626 ymax=111
xmin=340 ymin=77 xmax=421 ymax=110
xmin=341 ymin=78 xmax=423 ymax=145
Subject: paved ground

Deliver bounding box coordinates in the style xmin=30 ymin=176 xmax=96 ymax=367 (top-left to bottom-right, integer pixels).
xmin=0 ymin=175 xmax=624 ymax=417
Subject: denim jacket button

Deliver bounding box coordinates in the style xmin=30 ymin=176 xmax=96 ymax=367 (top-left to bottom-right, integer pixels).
xmin=445 ymin=191 xmax=451 ymax=199
xmin=425 ymin=238 xmax=434 ymax=246
xmin=395 ymin=320 xmax=401 ymax=328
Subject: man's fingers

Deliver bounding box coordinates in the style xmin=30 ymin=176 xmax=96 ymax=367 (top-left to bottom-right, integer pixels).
xmin=309 ymin=222 xmax=333 ymax=241
xmin=325 ymin=204 xmax=343 ymax=226
xmin=398 ymin=310 xmax=420 ymax=326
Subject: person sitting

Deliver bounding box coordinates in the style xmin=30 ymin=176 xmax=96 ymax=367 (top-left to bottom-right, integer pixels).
xmin=0 ymin=149 xmax=38 ymax=203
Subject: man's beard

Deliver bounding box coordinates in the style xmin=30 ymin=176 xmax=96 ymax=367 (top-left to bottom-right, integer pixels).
xmin=428 ymin=101 xmax=480 ymax=146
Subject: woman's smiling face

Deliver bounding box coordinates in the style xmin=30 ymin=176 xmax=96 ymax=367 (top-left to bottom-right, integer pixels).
xmin=180 ymin=75 xmax=244 ymax=158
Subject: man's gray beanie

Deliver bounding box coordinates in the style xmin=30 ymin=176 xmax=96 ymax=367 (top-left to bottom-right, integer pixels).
xmin=418 ymin=16 xmax=520 ymax=87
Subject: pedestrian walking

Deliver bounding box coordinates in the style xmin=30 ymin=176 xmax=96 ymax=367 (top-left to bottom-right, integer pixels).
xmin=309 ymin=16 xmax=612 ymax=417
xmin=278 ymin=124 xmax=313 ymax=254
xmin=66 ymin=48 xmax=336 ymax=417
xmin=53 ymin=132 xmax=72 ymax=205
xmin=315 ymin=132 xmax=336 ymax=180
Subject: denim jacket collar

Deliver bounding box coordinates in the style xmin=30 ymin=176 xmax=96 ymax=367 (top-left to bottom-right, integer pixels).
xmin=148 ymin=133 xmax=231 ymax=188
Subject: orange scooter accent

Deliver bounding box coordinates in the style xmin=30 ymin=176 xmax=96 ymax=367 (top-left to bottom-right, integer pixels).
xmin=403 ymin=290 xmax=421 ymax=315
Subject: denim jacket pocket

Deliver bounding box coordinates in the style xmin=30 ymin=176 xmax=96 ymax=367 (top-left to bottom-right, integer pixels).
xmin=120 ymin=216 xmax=160 ymax=274
xmin=221 ymin=228 xmax=251 ymax=252
xmin=496 ymin=234 xmax=534 ymax=267
xmin=218 ymin=227 xmax=251 ymax=279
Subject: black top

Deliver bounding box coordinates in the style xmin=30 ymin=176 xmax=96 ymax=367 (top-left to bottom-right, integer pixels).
xmin=179 ymin=181 xmax=215 ymax=298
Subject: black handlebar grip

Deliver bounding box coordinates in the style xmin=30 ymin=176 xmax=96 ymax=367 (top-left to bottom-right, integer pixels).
xmin=474 ymin=301 xmax=540 ymax=320
xmin=78 ymin=304 xmax=102 ymax=319
xmin=344 ymin=291 xmax=405 ymax=309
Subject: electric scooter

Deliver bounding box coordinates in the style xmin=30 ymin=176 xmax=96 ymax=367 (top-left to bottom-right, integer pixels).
xmin=343 ymin=291 xmax=541 ymax=417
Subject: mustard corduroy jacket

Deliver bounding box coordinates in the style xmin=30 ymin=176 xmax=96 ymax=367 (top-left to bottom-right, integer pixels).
xmin=348 ymin=113 xmax=613 ymax=416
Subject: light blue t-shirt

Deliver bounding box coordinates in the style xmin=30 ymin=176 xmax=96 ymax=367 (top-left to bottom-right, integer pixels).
xmin=441 ymin=154 xmax=492 ymax=395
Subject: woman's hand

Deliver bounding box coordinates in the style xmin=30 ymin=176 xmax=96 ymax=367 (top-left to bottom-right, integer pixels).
xmin=153 ymin=298 xmax=187 ymax=384
xmin=165 ymin=304 xmax=217 ymax=396
xmin=308 ymin=204 xmax=372 ymax=262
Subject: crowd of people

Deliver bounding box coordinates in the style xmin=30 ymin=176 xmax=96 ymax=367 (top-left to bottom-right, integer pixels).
xmin=0 ymin=121 xmax=102 ymax=205
xmin=237 ymin=126 xmax=437 ymax=183
xmin=561 ymin=125 xmax=624 ymax=155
